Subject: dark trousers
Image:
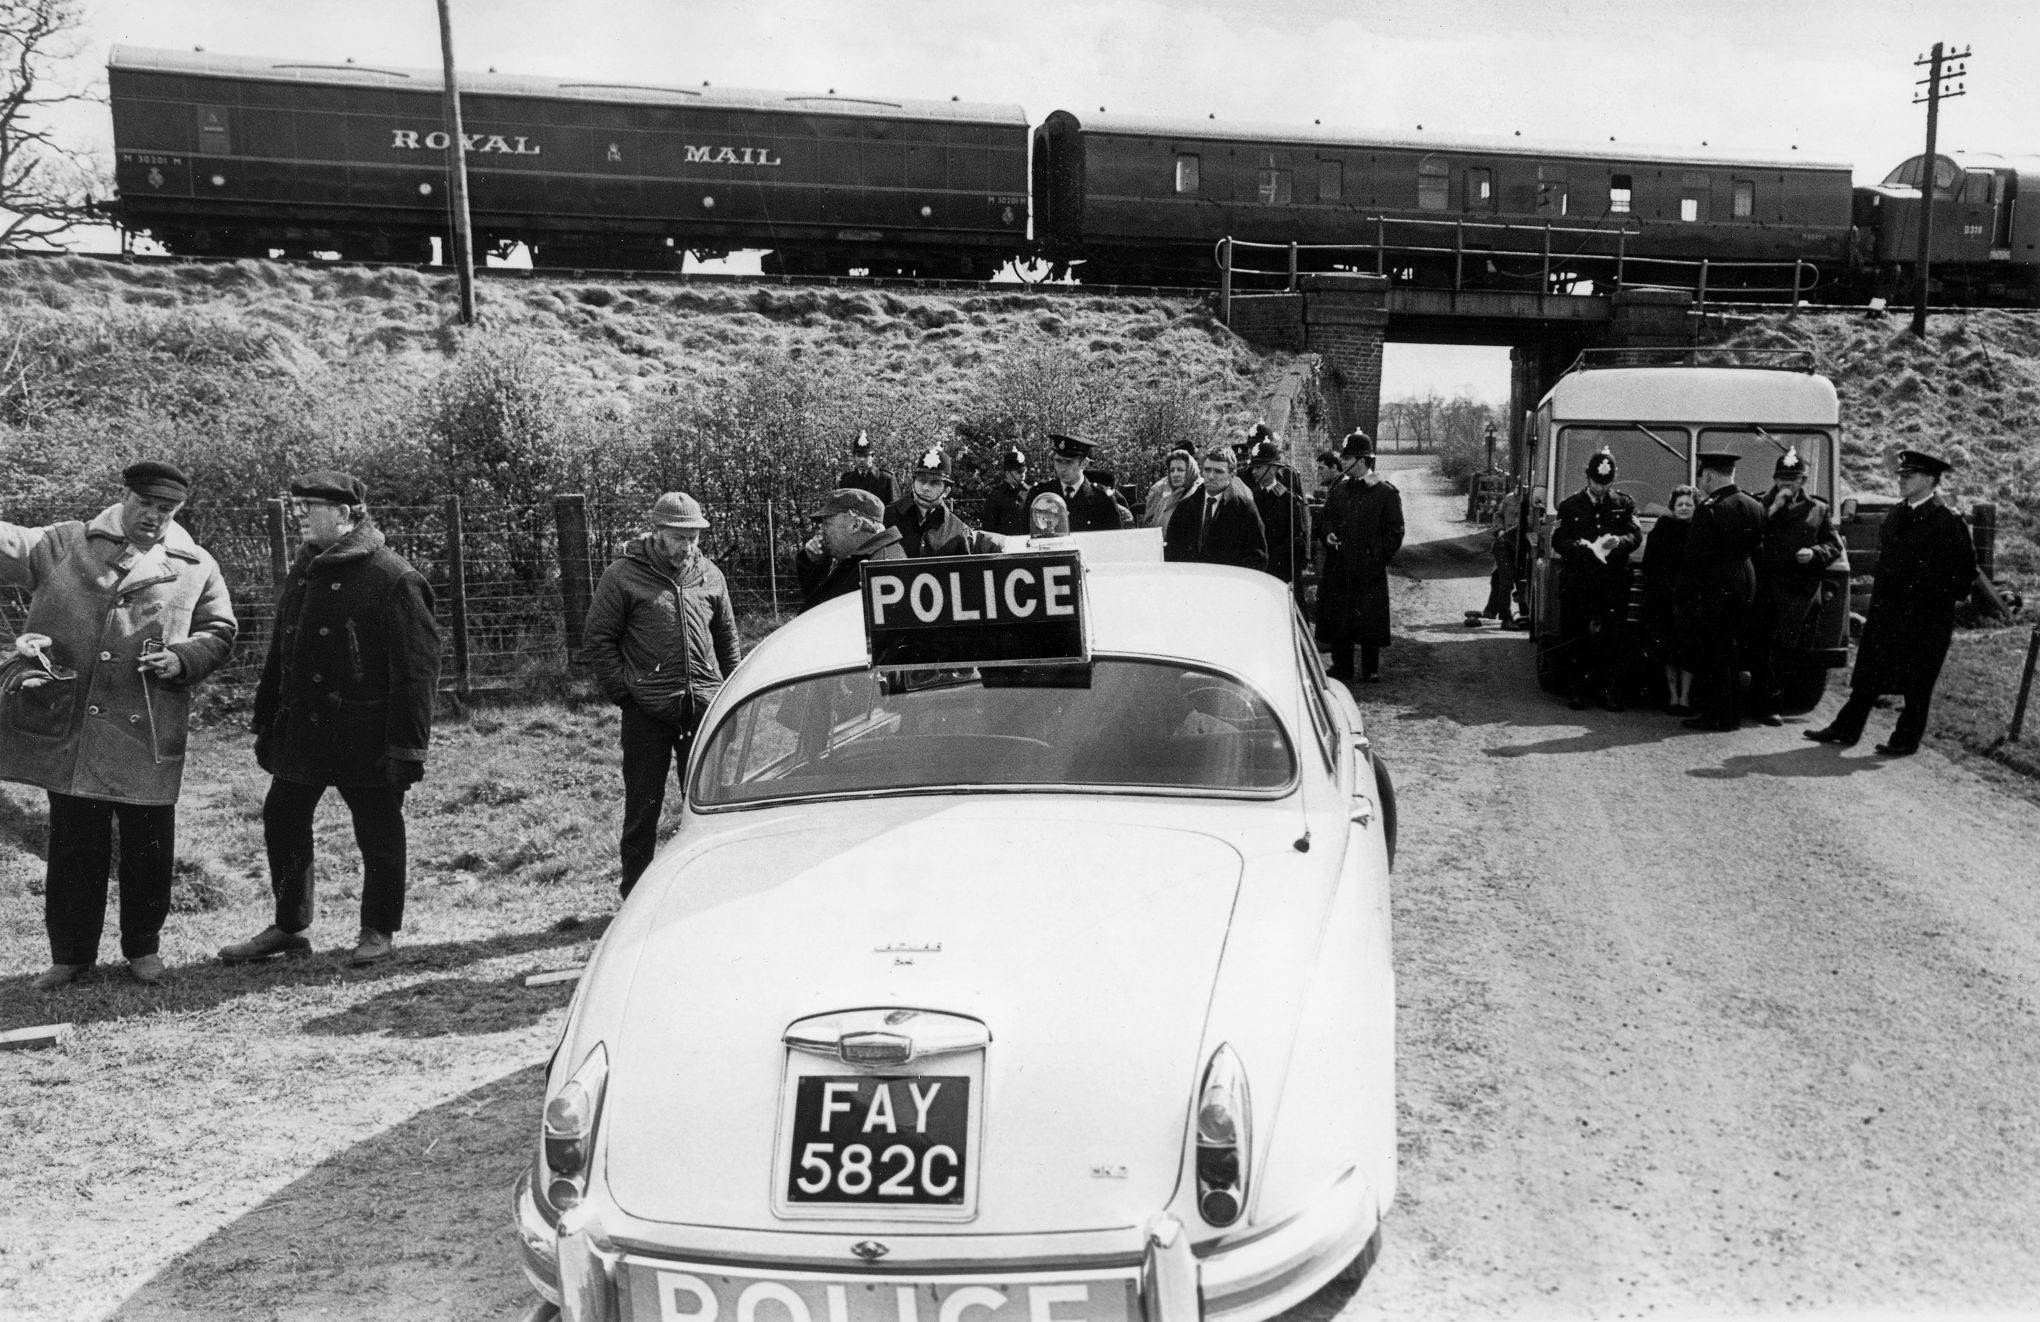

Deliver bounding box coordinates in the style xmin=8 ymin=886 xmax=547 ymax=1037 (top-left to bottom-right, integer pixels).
xmin=1692 ymin=609 xmax=1745 ymax=729
xmin=263 ymin=778 xmax=409 ymax=935
xmin=620 ymin=703 xmax=694 ymax=898
xmin=1564 ymin=610 xmax=1625 ymax=700
xmin=1826 ymin=681 xmax=1934 ymax=750
xmin=44 ymin=793 xmax=175 ymax=965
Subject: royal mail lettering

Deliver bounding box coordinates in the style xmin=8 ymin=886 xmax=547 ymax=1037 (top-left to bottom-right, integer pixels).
xmin=391 ymin=129 xmax=542 ymax=155
xmin=683 ymin=144 xmax=784 ymax=167
xmin=861 ymin=552 xmax=1088 ymax=669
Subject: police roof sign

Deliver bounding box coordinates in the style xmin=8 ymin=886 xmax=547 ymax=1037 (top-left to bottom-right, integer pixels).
xmin=861 ymin=552 xmax=1088 ymax=669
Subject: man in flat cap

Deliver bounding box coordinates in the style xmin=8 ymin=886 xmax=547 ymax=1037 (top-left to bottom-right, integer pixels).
xmin=1 ymin=461 xmax=237 ymax=988
xmin=1746 ymin=446 xmax=1842 ymax=726
xmin=1552 ymin=447 xmax=1643 ymax=711
xmin=221 ymin=472 xmax=439 ymax=967
xmin=839 ymin=432 xmax=896 ymax=507
xmin=1674 ymin=451 xmax=1766 ymax=731
xmin=1028 ymin=434 xmax=1123 ymax=533
xmin=1317 ymin=431 xmax=1405 ymax=682
xmin=1806 ymin=448 xmax=1977 ymax=755
xmin=796 ymin=488 xmax=907 ymax=612
xmin=1164 ymin=446 xmax=1269 ymax=572
xmin=579 ymin=491 xmax=741 ymax=898
xmin=886 ymin=444 xmax=1002 ymax=558
xmin=981 ymin=446 xmax=1033 ymax=537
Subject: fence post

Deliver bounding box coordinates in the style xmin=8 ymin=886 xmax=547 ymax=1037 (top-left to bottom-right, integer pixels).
xmin=1790 ymin=260 xmax=1805 ymax=312
xmin=1541 ymin=224 xmax=1551 ymax=295
xmin=1454 ymin=218 xmax=1463 ymax=291
xmin=264 ymin=498 xmax=289 ymax=598
xmin=1696 ymin=258 xmax=1710 ymax=310
xmin=553 ymin=493 xmax=592 ymax=663
xmin=1219 ymin=237 xmax=1233 ymax=324
xmin=2011 ymin=626 xmax=2040 ymax=742
xmin=766 ymin=498 xmax=781 ymax=617
xmin=1615 ymin=228 xmax=1626 ymax=291
xmin=1287 ymin=240 xmax=1298 ymax=292
xmin=1375 ymin=216 xmax=1385 ymax=275
xmin=444 ymin=495 xmax=471 ymax=695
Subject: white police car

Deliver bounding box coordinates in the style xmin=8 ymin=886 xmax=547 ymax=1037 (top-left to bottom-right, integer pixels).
xmin=515 ymin=544 xmax=1398 ymax=1322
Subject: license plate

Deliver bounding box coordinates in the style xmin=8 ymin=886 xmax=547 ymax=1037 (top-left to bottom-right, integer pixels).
xmin=786 ymin=1075 xmax=969 ymax=1207
xmin=622 ymin=1265 xmax=1138 ymax=1322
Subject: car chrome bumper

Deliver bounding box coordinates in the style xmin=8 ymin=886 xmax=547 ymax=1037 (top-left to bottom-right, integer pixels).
xmin=517 ymin=1168 xmax=1382 ymax=1322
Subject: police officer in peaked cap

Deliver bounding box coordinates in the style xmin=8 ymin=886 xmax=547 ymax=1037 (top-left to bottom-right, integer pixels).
xmin=1027 ymin=433 xmax=1122 ymax=533
xmin=1674 ymin=450 xmax=1765 ymax=731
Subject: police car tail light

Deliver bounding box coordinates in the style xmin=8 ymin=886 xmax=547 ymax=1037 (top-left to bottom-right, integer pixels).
xmin=544 ymin=1044 xmax=610 ymax=1211
xmin=1194 ymin=1044 xmax=1250 ymax=1227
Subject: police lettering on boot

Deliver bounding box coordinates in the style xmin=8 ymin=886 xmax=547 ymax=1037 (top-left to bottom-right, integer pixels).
xmin=860 ymin=551 xmax=1088 ymax=669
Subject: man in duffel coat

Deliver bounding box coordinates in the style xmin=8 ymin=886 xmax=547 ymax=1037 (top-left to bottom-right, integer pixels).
xmin=0 ymin=461 xmax=236 ymax=989
xmin=1675 ymin=451 xmax=1766 ymax=731
xmin=885 ymin=445 xmax=1003 ymax=557
xmin=585 ymin=491 xmax=742 ymax=898
xmin=1317 ymin=431 xmax=1405 ymax=682
xmin=221 ymin=472 xmax=438 ymax=968
xmin=1163 ymin=447 xmax=1270 ymax=572
xmin=1806 ymin=448 xmax=1978 ymax=756
xmin=1552 ymin=447 xmax=1643 ymax=711
xmin=1747 ymin=446 xmax=1843 ymax=725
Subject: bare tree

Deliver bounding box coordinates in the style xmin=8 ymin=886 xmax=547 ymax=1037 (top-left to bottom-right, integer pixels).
xmin=2 ymin=0 xmax=101 ymax=249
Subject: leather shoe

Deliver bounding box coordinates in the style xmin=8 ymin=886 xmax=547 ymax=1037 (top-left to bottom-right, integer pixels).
xmin=127 ymin=953 xmax=166 ymax=985
xmin=1802 ymin=726 xmax=1858 ymax=747
xmin=1756 ymin=714 xmax=1784 ymax=727
xmin=32 ymin=963 xmax=88 ymax=991
xmin=1875 ymin=741 xmax=1919 ymax=757
xmin=219 ymin=925 xmax=312 ymax=964
xmin=349 ymin=927 xmax=395 ymax=967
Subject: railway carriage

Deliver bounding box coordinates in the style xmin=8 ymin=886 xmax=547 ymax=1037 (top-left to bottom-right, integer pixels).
xmin=107 ymin=46 xmax=1030 ymax=276
xmin=1033 ymin=110 xmax=1854 ymax=290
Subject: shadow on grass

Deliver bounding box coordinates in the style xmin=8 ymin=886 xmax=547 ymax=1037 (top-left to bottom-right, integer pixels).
xmin=107 ymin=1063 xmax=544 ymax=1321
xmin=302 ymin=974 xmax=575 ymax=1038
xmin=0 ymin=918 xmax=608 ymax=1035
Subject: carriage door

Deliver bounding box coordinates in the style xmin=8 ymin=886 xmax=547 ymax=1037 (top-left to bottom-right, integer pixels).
xmin=1957 ymin=168 xmax=1995 ymax=261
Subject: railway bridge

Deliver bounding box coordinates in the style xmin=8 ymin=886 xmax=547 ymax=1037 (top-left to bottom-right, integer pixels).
xmin=1222 ymin=276 xmax=1700 ymax=452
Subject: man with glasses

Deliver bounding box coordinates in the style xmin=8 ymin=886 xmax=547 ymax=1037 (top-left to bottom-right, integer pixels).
xmin=221 ymin=472 xmax=439 ymax=968
xmin=1163 ymin=447 xmax=1269 ymax=572
xmin=1 ymin=460 xmax=236 ymax=989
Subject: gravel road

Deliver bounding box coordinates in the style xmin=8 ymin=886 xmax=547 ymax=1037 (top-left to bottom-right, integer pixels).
xmin=1324 ymin=456 xmax=2040 ymax=1318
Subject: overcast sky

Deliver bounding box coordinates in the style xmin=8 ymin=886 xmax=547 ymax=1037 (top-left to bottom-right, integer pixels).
xmin=40 ymin=0 xmax=2040 ymax=399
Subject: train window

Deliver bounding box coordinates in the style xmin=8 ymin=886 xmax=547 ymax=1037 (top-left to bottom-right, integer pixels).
xmin=1679 ymin=198 xmax=1699 ymax=222
xmin=1609 ymin=173 xmax=1632 ymax=215
xmin=1318 ymin=160 xmax=1342 ymax=202
xmin=1732 ymin=179 xmax=1754 ymax=218
xmin=1258 ymin=169 xmax=1293 ymax=205
xmin=1962 ymin=169 xmax=1993 ymax=204
xmin=1175 ymin=154 xmax=1200 ymax=194
xmin=1679 ymin=171 xmax=1709 ymax=223
xmin=1535 ymin=164 xmax=1566 ymax=217
xmin=1417 ymin=156 xmax=1449 ymax=210
xmin=1467 ymin=167 xmax=1493 ymax=210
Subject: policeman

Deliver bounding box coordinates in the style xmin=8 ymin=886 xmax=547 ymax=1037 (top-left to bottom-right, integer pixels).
xmin=1806 ymin=448 xmax=1977 ymax=755
xmin=885 ymin=444 xmax=1002 ymax=557
xmin=1674 ymin=451 xmax=1766 ymax=731
xmin=980 ymin=446 xmax=1032 ymax=537
xmin=838 ymin=432 xmax=896 ymax=506
xmin=1317 ymin=431 xmax=1404 ymax=682
xmin=1552 ymin=447 xmax=1642 ymax=711
xmin=1747 ymin=446 xmax=1842 ymax=725
xmin=1027 ymin=434 xmax=1122 ymax=532
xmin=1246 ymin=438 xmax=1311 ymax=599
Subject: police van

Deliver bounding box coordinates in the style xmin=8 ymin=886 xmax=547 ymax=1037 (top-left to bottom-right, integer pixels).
xmin=1520 ymin=349 xmax=1851 ymax=713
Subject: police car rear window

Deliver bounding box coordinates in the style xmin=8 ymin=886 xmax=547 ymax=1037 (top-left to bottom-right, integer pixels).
xmin=693 ymin=658 xmax=1296 ymax=806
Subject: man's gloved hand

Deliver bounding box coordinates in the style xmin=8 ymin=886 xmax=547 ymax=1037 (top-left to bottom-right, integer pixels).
xmin=381 ymin=755 xmax=426 ymax=790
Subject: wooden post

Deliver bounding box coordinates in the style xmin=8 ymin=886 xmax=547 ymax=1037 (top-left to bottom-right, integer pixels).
xmin=2011 ymin=626 xmax=2040 ymax=742
xmin=1696 ymin=258 xmax=1710 ymax=310
xmin=1375 ymin=216 xmax=1385 ymax=275
xmin=1454 ymin=218 xmax=1463 ymax=291
xmin=553 ymin=493 xmax=592 ymax=662
xmin=1540 ymin=223 xmax=1551 ymax=294
xmin=1615 ymin=227 xmax=1626 ymax=291
xmin=264 ymin=498 xmax=290 ymax=596
xmin=1219 ymin=237 xmax=1232 ymax=324
xmin=1791 ymin=260 xmax=1806 ymax=311
xmin=436 ymin=0 xmax=478 ymax=324
xmin=1287 ymin=240 xmax=1298 ymax=292
xmin=765 ymin=498 xmax=781 ymax=617
xmin=444 ymin=495 xmax=471 ymax=694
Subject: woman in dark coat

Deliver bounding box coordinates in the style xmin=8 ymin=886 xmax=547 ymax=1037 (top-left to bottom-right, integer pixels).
xmin=1639 ymin=484 xmax=1699 ymax=713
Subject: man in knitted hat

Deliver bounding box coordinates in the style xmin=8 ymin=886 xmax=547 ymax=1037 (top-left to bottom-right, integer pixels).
xmin=1 ymin=460 xmax=236 ymax=989
xmin=1552 ymin=447 xmax=1642 ymax=711
xmin=581 ymin=491 xmax=741 ymax=898
xmin=1806 ymin=448 xmax=1976 ymax=755
xmin=221 ymin=471 xmax=438 ymax=968
xmin=1746 ymin=446 xmax=1842 ymax=726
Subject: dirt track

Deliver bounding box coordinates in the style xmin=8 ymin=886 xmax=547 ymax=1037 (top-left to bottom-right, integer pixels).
xmin=1322 ymin=457 xmax=2040 ymax=1318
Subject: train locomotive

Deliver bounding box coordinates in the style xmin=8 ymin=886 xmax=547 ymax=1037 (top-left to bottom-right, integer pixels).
xmin=103 ymin=44 xmax=2040 ymax=306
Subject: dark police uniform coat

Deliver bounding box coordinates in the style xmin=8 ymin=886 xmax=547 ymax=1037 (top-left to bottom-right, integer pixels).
xmin=838 ymin=468 xmax=896 ymax=506
xmin=1162 ymin=481 xmax=1269 ymax=572
xmin=1754 ymin=486 xmax=1844 ymax=651
xmin=981 ymin=481 xmax=1032 ymax=537
xmin=253 ymin=524 xmax=438 ymax=788
xmin=1553 ymin=486 xmax=1643 ymax=625
xmin=1850 ymin=495 xmax=1977 ymax=696
xmin=1026 ymin=477 xmax=1122 ymax=533
xmin=1316 ymin=474 xmax=1405 ymax=650
xmin=885 ymin=497 xmax=1000 ymax=558
xmin=1674 ymin=481 xmax=1765 ymax=723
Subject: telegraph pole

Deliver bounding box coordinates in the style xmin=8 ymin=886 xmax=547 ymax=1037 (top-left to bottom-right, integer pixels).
xmin=437 ymin=0 xmax=478 ymax=324
xmin=1910 ymin=40 xmax=1969 ymax=339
